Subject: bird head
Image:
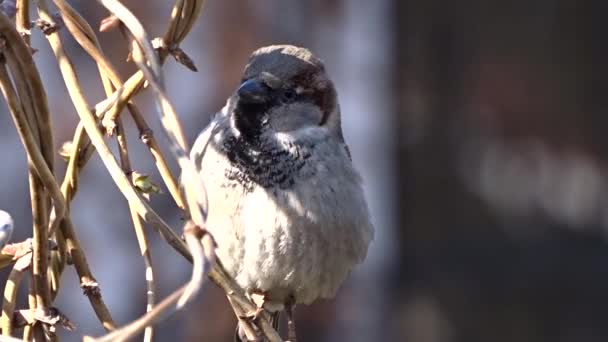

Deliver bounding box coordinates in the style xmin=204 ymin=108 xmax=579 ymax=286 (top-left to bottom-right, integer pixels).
xmin=229 ymin=45 xmax=343 ymax=142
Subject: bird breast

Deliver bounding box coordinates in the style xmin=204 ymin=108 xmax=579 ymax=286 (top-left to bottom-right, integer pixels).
xmin=194 ymin=126 xmax=374 ymax=309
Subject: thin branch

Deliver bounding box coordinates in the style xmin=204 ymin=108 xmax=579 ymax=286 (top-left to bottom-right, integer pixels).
xmin=52 ymin=0 xmax=185 ymax=210
xmin=0 ymin=259 xmax=27 ymax=336
xmin=97 ymin=0 xmax=209 ymax=239
xmin=128 ymin=205 xmax=156 ymax=342
xmin=177 ymin=223 xmax=211 ymax=309
xmin=0 ymin=14 xmax=63 ymax=235
xmin=88 ymin=223 xmax=209 ymax=342
xmin=55 ymin=127 xmax=117 ymax=331
xmin=0 ymin=38 xmax=54 ymax=336
xmin=36 ymin=0 xmax=191 ymax=261
xmin=61 ymin=218 xmax=116 ymax=331
xmin=0 ymin=1 xmax=283 ymax=340
xmin=0 ymin=10 xmax=117 ymax=332
xmin=16 ymin=0 xmax=30 ymax=43
xmin=95 ymin=2 xmax=282 ymax=340
xmin=29 ymin=170 xmax=51 ymax=318
xmin=11 ymin=3 xmax=55 ymax=176
xmin=115 ymin=119 xmax=156 ymax=342
xmin=85 ymin=284 xmax=187 ymax=342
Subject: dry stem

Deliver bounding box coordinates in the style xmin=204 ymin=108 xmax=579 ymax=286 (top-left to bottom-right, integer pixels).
xmin=0 ymin=0 xmax=283 ymax=340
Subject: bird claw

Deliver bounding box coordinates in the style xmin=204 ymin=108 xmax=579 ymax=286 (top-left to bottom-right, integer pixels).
xmin=238 ymin=290 xmax=268 ymax=321
xmin=250 ymin=291 xmax=267 ymax=309
xmin=238 ymin=307 xmax=264 ymax=322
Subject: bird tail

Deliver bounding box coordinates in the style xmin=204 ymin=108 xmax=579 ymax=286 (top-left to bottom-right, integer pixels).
xmin=234 ymin=312 xmax=281 ymax=341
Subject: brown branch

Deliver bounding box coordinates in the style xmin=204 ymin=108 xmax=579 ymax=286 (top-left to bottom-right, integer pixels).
xmin=95 ymin=1 xmax=282 ymax=340
xmin=0 ymin=1 xmax=283 ymax=340
xmin=0 ymin=7 xmax=118 ymax=333
xmin=28 ymin=171 xmax=51 ymax=319
xmin=12 ymin=2 xmax=55 ymax=176
xmin=0 ymin=257 xmax=28 ymax=336
xmin=16 ymin=0 xmax=30 ymax=43
xmin=115 ymin=118 xmax=156 ymax=342
xmin=22 ymin=280 xmax=35 ymax=340
xmin=85 ymin=284 xmax=188 ymax=342
xmin=88 ymin=0 xmax=205 ymax=136
xmin=0 ymin=33 xmax=53 ymax=337
xmin=52 ymin=0 xmax=185 ymax=210
xmin=61 ymin=217 xmax=116 ymax=331
xmin=0 ymin=14 xmax=64 ymax=235
xmin=36 ymin=0 xmax=191 ymax=261
xmin=88 ymin=223 xmax=208 ymax=342
xmin=128 ymin=204 xmax=156 ymax=342
xmin=54 ymin=127 xmax=117 ymax=331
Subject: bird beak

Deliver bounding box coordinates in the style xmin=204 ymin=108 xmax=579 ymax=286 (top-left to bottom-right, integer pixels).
xmin=237 ymin=78 xmax=271 ymax=104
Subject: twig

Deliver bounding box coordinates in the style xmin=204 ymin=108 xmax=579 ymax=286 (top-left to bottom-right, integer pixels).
xmin=16 ymin=0 xmax=30 ymax=43
xmin=61 ymin=218 xmax=116 ymax=331
xmin=0 ymin=1 xmax=284 ymax=340
xmin=96 ymin=2 xmax=282 ymax=341
xmin=91 ymin=2 xmax=278 ymax=340
xmin=37 ymin=0 xmax=191 ymax=261
xmin=85 ymin=284 xmax=188 ymax=342
xmin=177 ymin=222 xmax=212 ymax=308
xmin=52 ymin=0 xmax=185 ymax=210
xmin=229 ymin=296 xmax=260 ymax=341
xmin=1 ymin=9 xmax=118 ymax=332
xmin=88 ymin=221 xmax=209 ymax=342
xmin=115 ymin=118 xmax=156 ymax=342
xmin=209 ymin=266 xmax=283 ymax=342
xmin=0 ymin=14 xmax=63 ymax=235
xmin=28 ymin=171 xmax=51 ymax=334
xmin=12 ymin=1 xmax=55 ymax=176
xmin=129 ymin=204 xmax=156 ymax=342
xmin=0 ymin=28 xmax=54 ymax=336
xmin=54 ymin=117 xmax=117 ymax=331
xmin=0 ymin=256 xmax=29 ymax=336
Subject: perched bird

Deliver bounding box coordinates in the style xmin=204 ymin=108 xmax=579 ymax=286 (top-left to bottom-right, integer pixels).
xmin=190 ymin=45 xmax=374 ymax=341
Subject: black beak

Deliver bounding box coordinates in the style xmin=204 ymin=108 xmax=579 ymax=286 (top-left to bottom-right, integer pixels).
xmin=237 ymin=79 xmax=271 ymax=104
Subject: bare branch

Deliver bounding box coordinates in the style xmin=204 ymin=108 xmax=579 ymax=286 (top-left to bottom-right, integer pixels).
xmin=37 ymin=0 xmax=191 ymax=261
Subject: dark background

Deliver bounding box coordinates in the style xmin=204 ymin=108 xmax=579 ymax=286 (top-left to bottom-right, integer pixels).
xmin=1 ymin=0 xmax=607 ymax=341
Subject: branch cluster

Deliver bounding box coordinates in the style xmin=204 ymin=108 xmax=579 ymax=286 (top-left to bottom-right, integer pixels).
xmin=0 ymin=0 xmax=282 ymax=341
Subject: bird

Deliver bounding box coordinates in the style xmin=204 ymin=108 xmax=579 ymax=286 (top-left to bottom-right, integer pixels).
xmin=190 ymin=45 xmax=374 ymax=341
xmin=0 ymin=210 xmax=13 ymax=249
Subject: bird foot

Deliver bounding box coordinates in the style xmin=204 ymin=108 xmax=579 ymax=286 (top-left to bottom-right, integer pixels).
xmin=239 ymin=307 xmax=264 ymax=322
xmin=250 ymin=291 xmax=267 ymax=309
xmin=238 ymin=290 xmax=268 ymax=321
xmin=236 ymin=306 xmax=268 ymax=342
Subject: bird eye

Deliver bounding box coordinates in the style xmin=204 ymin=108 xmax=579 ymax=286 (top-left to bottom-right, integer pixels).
xmin=281 ymin=89 xmax=297 ymax=102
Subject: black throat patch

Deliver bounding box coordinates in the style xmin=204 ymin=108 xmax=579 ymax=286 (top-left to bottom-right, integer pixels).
xmin=220 ymin=132 xmax=312 ymax=191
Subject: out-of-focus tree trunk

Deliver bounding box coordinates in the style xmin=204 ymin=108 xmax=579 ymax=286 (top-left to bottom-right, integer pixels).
xmin=392 ymin=1 xmax=608 ymax=342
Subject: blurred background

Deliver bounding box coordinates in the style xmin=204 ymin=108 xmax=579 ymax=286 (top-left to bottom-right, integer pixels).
xmin=1 ymin=0 xmax=607 ymax=341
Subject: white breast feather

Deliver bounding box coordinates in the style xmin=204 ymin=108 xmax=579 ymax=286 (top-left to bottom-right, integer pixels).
xmin=191 ymin=120 xmax=374 ymax=310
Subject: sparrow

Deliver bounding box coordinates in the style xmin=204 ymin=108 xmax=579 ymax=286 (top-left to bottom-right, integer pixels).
xmin=190 ymin=45 xmax=374 ymax=341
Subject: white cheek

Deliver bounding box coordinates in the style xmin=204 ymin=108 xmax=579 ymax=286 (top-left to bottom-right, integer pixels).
xmin=227 ymin=115 xmax=241 ymax=138
xmin=269 ymin=103 xmax=323 ymax=132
